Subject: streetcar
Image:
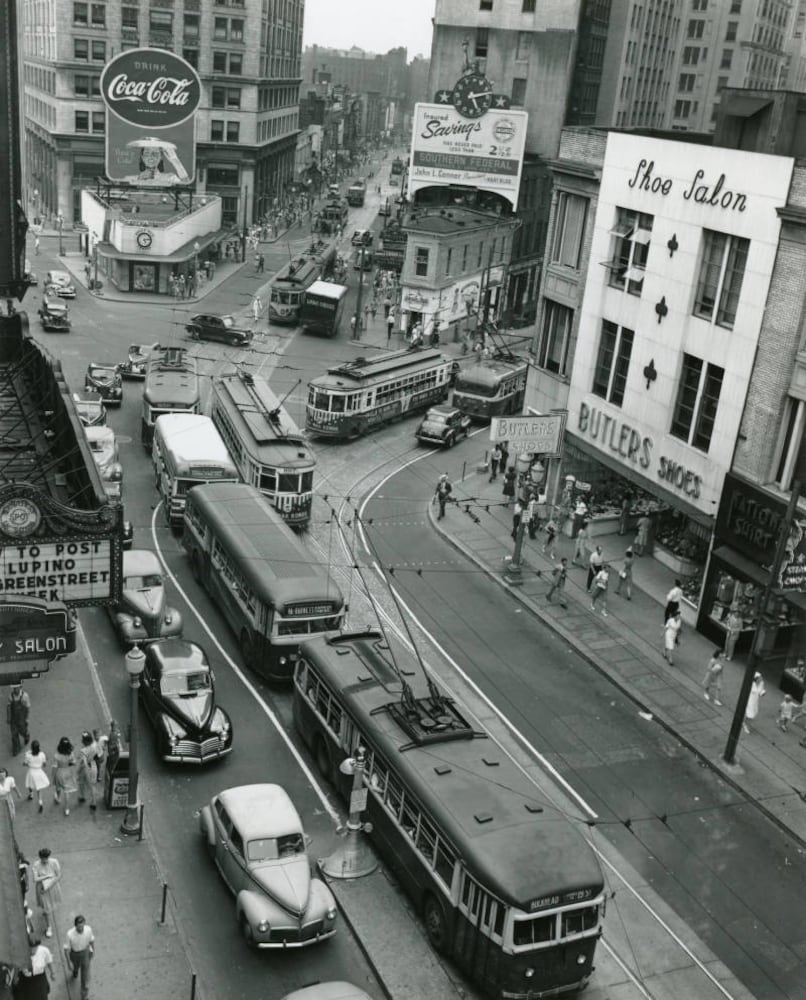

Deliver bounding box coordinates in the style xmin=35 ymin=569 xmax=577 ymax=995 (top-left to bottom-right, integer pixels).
xmin=268 ymin=239 xmax=337 ymax=326
xmin=293 ymin=630 xmax=605 ymax=1000
xmin=300 ymin=280 xmax=348 ymax=338
xmin=305 ymin=348 xmax=452 ymax=439
xmin=389 ymin=156 xmax=405 ymax=187
xmin=452 ymin=355 xmax=528 ymax=421
xmin=182 ymin=482 xmax=345 ymax=683
xmin=141 ymin=347 xmax=200 ymax=448
xmin=210 ymin=370 xmax=316 ymax=528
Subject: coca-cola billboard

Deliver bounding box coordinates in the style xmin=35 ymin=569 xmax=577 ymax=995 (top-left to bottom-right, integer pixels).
xmin=100 ymin=49 xmax=201 ymax=188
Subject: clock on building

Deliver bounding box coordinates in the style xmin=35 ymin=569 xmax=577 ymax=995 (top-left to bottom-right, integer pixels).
xmin=136 ymin=230 xmax=153 ymax=250
xmin=451 ymin=72 xmax=494 ymax=119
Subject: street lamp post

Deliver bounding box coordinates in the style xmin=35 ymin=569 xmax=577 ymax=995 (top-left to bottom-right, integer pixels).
xmin=57 ymin=214 xmax=64 ymax=256
xmin=193 ymin=240 xmax=200 ymax=273
xmin=120 ymin=644 xmax=145 ymax=836
xmin=319 ymin=747 xmax=377 ymax=879
xmin=352 ymin=244 xmax=366 ymax=340
xmin=91 ymin=233 xmax=99 ymax=291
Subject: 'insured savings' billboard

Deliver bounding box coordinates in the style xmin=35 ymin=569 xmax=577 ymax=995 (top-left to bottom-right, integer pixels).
xmin=409 ymin=103 xmax=528 ymax=209
xmin=100 ymin=48 xmax=201 ymax=188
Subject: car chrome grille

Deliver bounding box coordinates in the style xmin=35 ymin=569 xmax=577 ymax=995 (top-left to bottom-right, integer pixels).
xmin=268 ymin=919 xmax=324 ymax=944
xmin=174 ymin=735 xmax=226 ymax=759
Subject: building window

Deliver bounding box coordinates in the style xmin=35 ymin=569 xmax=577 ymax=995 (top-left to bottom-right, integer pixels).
xmin=73 ymin=3 xmax=88 ymax=25
xmin=74 ymin=74 xmax=90 ymax=97
xmin=538 ymin=301 xmax=573 ymax=376
xmin=462 ymin=244 xmax=468 ymax=270
xmin=670 ymin=354 xmax=724 ymax=452
xmin=692 ymin=0 xmax=708 ymax=9
xmin=516 ymin=32 xmax=530 ymax=60
xmin=91 ymin=3 xmax=105 ymax=27
xmin=226 ymin=121 xmax=240 ymax=142
xmin=678 ymin=73 xmax=695 ymax=91
xmin=74 ymin=39 xmax=89 ymax=60
xmin=721 ymin=49 xmax=733 ymax=69
xmin=687 ymin=19 xmax=705 ymax=39
xmin=214 ymin=16 xmax=228 ymax=39
xmin=229 ymin=53 xmax=243 ymax=75
xmin=522 ymin=0 xmax=536 ymax=10
xmin=75 ymin=110 xmax=89 ymax=132
xmin=726 ymin=21 xmax=737 ymax=41
xmin=730 ymin=0 xmax=741 ymax=10
xmin=551 ymin=191 xmax=587 ymax=268
xmin=592 ymin=321 xmax=634 ymax=406
xmin=122 ymin=7 xmax=138 ymax=29
xmin=774 ymin=398 xmax=806 ymax=490
xmin=230 ymin=18 xmax=244 ymax=40
xmin=693 ymin=230 xmax=749 ymax=329
xmin=150 ymin=10 xmax=172 ymax=32
xmin=183 ymin=48 xmax=199 ymax=68
xmin=211 ymin=120 xmax=225 ymax=141
xmin=683 ymin=46 xmax=700 ymax=65
xmin=511 ymin=78 xmax=527 ymax=107
xmin=480 ymin=0 xmax=493 ymax=9
xmin=674 ymin=100 xmax=691 ymax=118
xmin=606 ymin=208 xmax=652 ymax=295
xmin=184 ymin=13 xmax=200 ymax=38
xmin=91 ymin=111 xmax=105 ymax=133
xmin=446 ymin=248 xmax=453 ymax=275
xmin=415 ymin=247 xmax=429 ymax=277
xmin=226 ymin=88 xmax=241 ymax=109
xmin=475 ymin=28 xmax=489 ymax=58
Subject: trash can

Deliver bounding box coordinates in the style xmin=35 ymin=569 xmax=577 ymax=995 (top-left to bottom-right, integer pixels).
xmin=104 ymin=749 xmax=130 ymax=809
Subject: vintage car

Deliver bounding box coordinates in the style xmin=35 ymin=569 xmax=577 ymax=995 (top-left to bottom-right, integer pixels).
xmin=72 ymin=391 xmax=106 ymax=427
xmin=24 ymin=260 xmax=38 ymax=286
xmin=120 ymin=342 xmax=161 ymax=379
xmin=108 ymin=549 xmax=183 ymax=647
xmin=185 ymin=313 xmax=252 ymax=346
xmin=199 ymin=784 xmax=338 ymax=949
xmin=85 ymin=362 xmax=123 ymax=406
xmin=139 ymin=638 xmax=231 ymax=764
xmin=350 ymin=229 xmax=373 ymax=246
xmin=281 ymin=986 xmax=373 ymax=1000
xmin=415 ymin=404 xmax=472 ymax=448
xmin=84 ymin=425 xmax=123 ymax=500
xmin=37 ymin=298 xmax=71 ymax=332
xmin=44 ymin=269 xmax=77 ymax=298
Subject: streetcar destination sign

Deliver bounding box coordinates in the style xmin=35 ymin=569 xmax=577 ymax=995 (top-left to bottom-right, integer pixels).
xmin=0 ymin=597 xmax=77 ymax=664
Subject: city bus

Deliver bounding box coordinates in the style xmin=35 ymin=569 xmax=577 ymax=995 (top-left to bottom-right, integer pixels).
xmin=183 ymin=482 xmax=345 ymax=683
xmin=268 ymin=239 xmax=337 ymax=325
xmin=452 ymin=355 xmax=528 ymax=421
xmin=389 ymin=156 xmax=405 ymax=187
xmin=300 ymin=280 xmax=348 ymax=338
xmin=209 ymin=370 xmax=316 ymax=528
xmin=347 ymin=179 xmax=366 ymax=206
xmin=305 ymin=348 xmax=452 ymax=439
xmin=152 ymin=413 xmax=239 ymax=528
xmin=141 ymin=347 xmax=200 ymax=448
xmin=293 ymin=630 xmax=605 ymax=1000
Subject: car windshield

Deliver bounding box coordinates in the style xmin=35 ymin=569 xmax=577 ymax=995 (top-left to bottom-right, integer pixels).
xmin=247 ymin=838 xmax=278 ymax=862
xmin=161 ymin=670 xmax=210 ymax=696
xmin=77 ymin=403 xmax=100 ymax=419
xmin=124 ymin=573 xmax=162 ymax=590
xmin=218 ymin=316 xmax=234 ymax=328
xmin=427 ymin=413 xmax=449 ymax=424
xmin=92 ymin=367 xmax=117 ymax=379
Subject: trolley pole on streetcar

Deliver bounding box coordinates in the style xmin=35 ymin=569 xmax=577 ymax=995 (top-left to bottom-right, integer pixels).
xmin=319 ymin=746 xmax=377 ymax=879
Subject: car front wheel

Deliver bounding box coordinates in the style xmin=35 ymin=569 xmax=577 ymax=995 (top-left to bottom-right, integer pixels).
xmin=240 ymin=914 xmax=257 ymax=949
xmin=188 ymin=327 xmax=200 ymax=340
xmin=446 ymin=433 xmax=455 ymax=448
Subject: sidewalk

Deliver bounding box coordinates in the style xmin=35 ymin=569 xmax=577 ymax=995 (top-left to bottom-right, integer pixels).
xmin=5 ymin=629 xmax=198 ymax=1000
xmin=432 ymin=470 xmax=806 ymax=848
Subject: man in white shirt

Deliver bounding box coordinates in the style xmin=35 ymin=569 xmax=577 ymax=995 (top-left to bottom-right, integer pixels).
xmin=64 ymin=915 xmax=95 ymax=999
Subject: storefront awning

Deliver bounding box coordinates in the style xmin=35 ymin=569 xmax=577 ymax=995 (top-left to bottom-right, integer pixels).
xmin=711 ymin=546 xmax=769 ymax=586
xmin=0 ymin=805 xmax=31 ymax=968
xmin=97 ymin=226 xmax=236 ymax=264
xmin=567 ymin=433 xmax=715 ymax=527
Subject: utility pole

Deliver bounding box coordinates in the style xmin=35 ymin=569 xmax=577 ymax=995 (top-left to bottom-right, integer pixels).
xmin=352 ymin=244 xmax=366 ymax=340
xmin=240 ymin=185 xmax=249 ymax=263
xmin=723 ymin=480 xmax=801 ymax=765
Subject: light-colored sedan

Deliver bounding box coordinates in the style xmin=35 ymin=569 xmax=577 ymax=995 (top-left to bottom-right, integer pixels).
xmin=199 ymin=784 xmax=338 ymax=948
xmin=108 ymin=549 xmax=183 ymax=647
xmin=281 ymin=984 xmax=374 ymax=1000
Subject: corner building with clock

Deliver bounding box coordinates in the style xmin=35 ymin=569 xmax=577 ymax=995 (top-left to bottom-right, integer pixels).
xmin=397 ymin=62 xmax=528 ymax=338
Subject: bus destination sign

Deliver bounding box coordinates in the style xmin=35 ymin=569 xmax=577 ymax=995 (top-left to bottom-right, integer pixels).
xmin=528 ymin=886 xmax=595 ymax=911
xmin=285 ymin=603 xmax=334 ymax=618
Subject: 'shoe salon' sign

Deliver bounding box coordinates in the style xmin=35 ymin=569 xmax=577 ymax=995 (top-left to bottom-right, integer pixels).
xmin=100 ymin=48 xmax=201 ymax=187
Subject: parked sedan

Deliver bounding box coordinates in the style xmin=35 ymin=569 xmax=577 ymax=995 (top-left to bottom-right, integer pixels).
xmin=44 ymin=269 xmax=76 ymax=298
xmin=141 ymin=639 xmax=232 ymax=764
xmin=72 ymin=391 xmax=106 ymax=427
xmin=84 ymin=425 xmax=122 ymax=500
xmin=415 ymin=404 xmax=472 ymax=448
xmin=281 ymin=986 xmax=374 ymax=1000
xmin=85 ymin=362 xmax=123 ymax=406
xmin=185 ymin=313 xmax=252 ymax=346
xmin=350 ymin=229 xmax=373 ymax=246
xmin=108 ymin=549 xmax=183 ymax=647
xmin=199 ymin=784 xmax=337 ymax=948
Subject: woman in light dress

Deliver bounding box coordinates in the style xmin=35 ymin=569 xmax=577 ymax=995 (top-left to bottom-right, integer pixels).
xmin=23 ymin=740 xmax=50 ymax=812
xmin=0 ymin=766 xmax=23 ymax=819
xmin=51 ymin=736 xmax=78 ymax=816
xmin=744 ymin=672 xmax=766 ymax=734
xmin=32 ymin=847 xmax=62 ymax=939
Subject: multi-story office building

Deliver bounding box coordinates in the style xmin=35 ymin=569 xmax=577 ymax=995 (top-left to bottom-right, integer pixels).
xmin=20 ymin=0 xmax=304 ymax=226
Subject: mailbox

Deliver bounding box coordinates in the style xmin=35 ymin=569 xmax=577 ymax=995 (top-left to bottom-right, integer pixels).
xmin=104 ymin=749 xmax=130 ymax=809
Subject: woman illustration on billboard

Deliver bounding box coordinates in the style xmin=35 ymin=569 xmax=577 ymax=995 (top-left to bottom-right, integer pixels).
xmin=124 ymin=136 xmax=190 ymax=186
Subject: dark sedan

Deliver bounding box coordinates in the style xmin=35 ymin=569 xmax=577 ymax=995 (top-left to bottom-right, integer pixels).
xmin=141 ymin=639 xmax=233 ymax=764
xmin=85 ymin=362 xmax=123 ymax=406
xmin=415 ymin=405 xmax=472 ymax=448
xmin=185 ymin=313 xmax=253 ymax=346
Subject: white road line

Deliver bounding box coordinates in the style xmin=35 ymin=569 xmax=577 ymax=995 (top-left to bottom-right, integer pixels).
xmin=149 ymin=502 xmax=341 ymax=826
